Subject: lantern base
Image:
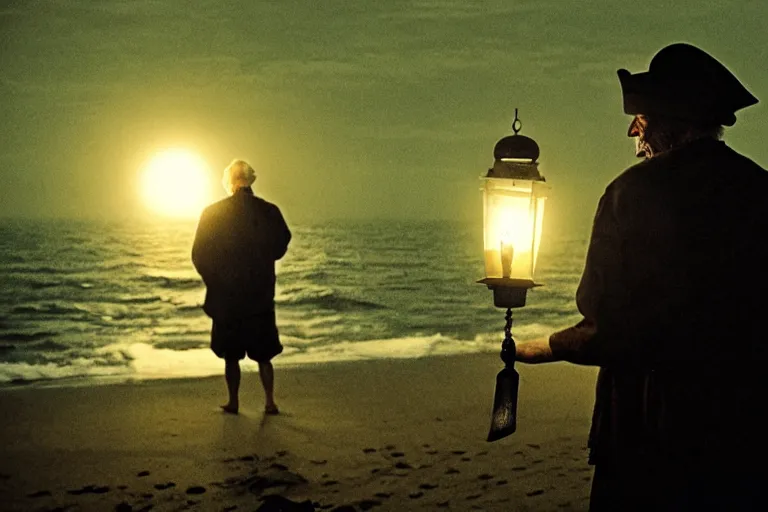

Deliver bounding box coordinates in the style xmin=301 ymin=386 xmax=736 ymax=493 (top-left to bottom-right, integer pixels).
xmin=478 ymin=278 xmax=541 ymax=309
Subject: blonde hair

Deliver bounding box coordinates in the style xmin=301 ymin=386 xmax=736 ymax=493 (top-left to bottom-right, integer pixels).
xmin=222 ymin=159 xmax=256 ymax=194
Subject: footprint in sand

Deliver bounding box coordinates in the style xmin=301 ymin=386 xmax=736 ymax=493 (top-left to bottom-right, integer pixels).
xmin=451 ymin=450 xmax=466 ymax=455
xmin=67 ymin=485 xmax=110 ymax=495
xmin=512 ymin=466 xmax=527 ymax=471
xmin=384 ymin=444 xmax=396 ymax=450
xmin=322 ymin=480 xmax=339 ymax=487
xmin=26 ymin=490 xmax=51 ymax=498
xmin=496 ymin=480 xmax=508 ymax=486
xmin=115 ymin=502 xmax=132 ymax=512
xmin=310 ymin=459 xmax=328 ymax=465
xmin=425 ymin=449 xmax=438 ymax=455
xmin=445 ymin=468 xmax=460 ymax=475
xmin=408 ymin=491 xmax=423 ymax=499
xmin=526 ymin=489 xmax=545 ymax=497
xmin=390 ymin=451 xmax=405 ymax=458
xmin=362 ymin=447 xmax=377 ymax=454
xmin=154 ymin=482 xmax=176 ymax=490
xmin=185 ymin=486 xmax=206 ymax=495
xmin=478 ymin=474 xmax=494 ymax=481
xmin=465 ymin=494 xmax=481 ymax=500
xmin=137 ymin=471 xmax=150 ymax=477
xmin=394 ymin=462 xmax=413 ymax=470
xmin=527 ymin=443 xmax=541 ymax=449
xmin=239 ymin=455 xmax=256 ymax=461
xmin=373 ymin=492 xmax=392 ymax=499
xmin=418 ymin=483 xmax=438 ymax=490
xmin=357 ymin=499 xmax=382 ymax=510
xmin=461 ymin=457 xmax=472 ymax=462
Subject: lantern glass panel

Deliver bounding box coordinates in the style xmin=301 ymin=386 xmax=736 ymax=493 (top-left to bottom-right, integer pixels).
xmin=483 ymin=178 xmax=549 ymax=281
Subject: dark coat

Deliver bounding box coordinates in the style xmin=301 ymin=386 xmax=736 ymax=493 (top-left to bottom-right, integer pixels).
xmin=192 ymin=188 xmax=291 ymax=321
xmin=550 ymin=139 xmax=768 ymax=471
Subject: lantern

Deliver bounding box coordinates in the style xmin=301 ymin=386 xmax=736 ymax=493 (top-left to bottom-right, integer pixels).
xmin=480 ymin=109 xmax=549 ymax=307
xmin=483 ymin=109 xmax=549 ymax=441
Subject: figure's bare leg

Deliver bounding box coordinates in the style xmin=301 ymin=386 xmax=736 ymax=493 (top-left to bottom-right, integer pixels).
xmin=258 ymin=361 xmax=278 ymax=414
xmin=221 ymin=359 xmax=240 ymax=414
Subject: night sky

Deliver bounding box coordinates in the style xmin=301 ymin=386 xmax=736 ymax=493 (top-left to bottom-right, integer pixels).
xmin=1 ymin=0 xmax=766 ymax=233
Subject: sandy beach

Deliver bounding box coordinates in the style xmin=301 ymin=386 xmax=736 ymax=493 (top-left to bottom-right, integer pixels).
xmin=0 ymin=353 xmax=598 ymax=511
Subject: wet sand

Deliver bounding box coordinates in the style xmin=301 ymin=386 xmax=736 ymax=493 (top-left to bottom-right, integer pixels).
xmin=0 ymin=353 xmax=598 ymax=511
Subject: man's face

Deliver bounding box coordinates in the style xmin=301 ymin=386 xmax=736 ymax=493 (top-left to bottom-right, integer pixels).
xmin=628 ymin=114 xmax=650 ymax=158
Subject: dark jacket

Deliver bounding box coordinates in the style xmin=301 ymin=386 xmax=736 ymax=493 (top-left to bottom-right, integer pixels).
xmin=550 ymin=139 xmax=768 ymax=468
xmin=192 ymin=188 xmax=291 ymax=321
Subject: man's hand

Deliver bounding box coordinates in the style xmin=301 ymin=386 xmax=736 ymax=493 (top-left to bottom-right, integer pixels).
xmin=515 ymin=337 xmax=558 ymax=364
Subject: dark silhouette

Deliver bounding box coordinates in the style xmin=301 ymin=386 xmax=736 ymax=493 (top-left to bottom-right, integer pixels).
xmin=256 ymin=495 xmax=315 ymax=511
xmin=193 ymin=159 xmax=291 ymax=415
xmin=515 ymin=43 xmax=768 ymax=510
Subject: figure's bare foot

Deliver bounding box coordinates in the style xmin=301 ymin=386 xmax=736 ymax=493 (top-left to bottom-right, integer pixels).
xmin=220 ymin=403 xmax=239 ymax=415
xmin=265 ymin=403 xmax=279 ymax=415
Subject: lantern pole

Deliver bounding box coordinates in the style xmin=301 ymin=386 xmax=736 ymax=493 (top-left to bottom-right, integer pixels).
xmin=501 ymin=308 xmax=515 ymax=366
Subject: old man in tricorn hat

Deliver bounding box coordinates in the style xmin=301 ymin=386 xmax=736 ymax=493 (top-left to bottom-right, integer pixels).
xmin=515 ymin=43 xmax=768 ymax=509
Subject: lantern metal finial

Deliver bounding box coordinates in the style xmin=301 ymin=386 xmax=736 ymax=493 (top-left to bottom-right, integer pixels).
xmin=490 ymin=109 xmax=543 ymax=177
xmin=512 ymin=108 xmax=522 ymax=135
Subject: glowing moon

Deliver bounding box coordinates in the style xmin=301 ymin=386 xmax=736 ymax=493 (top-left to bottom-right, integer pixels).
xmin=140 ymin=149 xmax=213 ymax=218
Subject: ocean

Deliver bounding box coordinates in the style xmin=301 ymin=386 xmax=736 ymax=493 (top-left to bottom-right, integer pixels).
xmin=0 ymin=218 xmax=588 ymax=386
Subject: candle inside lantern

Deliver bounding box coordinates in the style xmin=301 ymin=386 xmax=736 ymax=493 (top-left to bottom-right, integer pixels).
xmin=500 ymin=239 xmax=514 ymax=278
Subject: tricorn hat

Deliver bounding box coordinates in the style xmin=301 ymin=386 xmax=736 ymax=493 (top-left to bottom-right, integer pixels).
xmin=618 ymin=43 xmax=758 ymax=126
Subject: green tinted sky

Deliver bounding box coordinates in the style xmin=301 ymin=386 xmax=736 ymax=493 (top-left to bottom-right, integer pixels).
xmin=1 ymin=0 xmax=766 ymax=233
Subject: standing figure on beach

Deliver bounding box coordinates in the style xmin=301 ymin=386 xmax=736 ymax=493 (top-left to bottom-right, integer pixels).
xmin=515 ymin=43 xmax=768 ymax=510
xmin=193 ymin=159 xmax=291 ymax=415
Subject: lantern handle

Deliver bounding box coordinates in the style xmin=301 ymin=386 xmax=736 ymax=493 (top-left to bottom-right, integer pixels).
xmin=512 ymin=108 xmax=522 ymax=135
xmin=500 ymin=308 xmax=516 ymax=367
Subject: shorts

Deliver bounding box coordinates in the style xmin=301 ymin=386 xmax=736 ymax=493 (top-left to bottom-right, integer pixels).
xmin=210 ymin=310 xmax=283 ymax=363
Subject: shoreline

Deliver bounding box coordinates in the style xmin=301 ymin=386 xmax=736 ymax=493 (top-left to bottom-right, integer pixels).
xmin=0 ymin=322 xmax=582 ymax=391
xmin=0 ymin=352 xmax=598 ymax=511
xmin=0 ymin=346 xmax=501 ymax=391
